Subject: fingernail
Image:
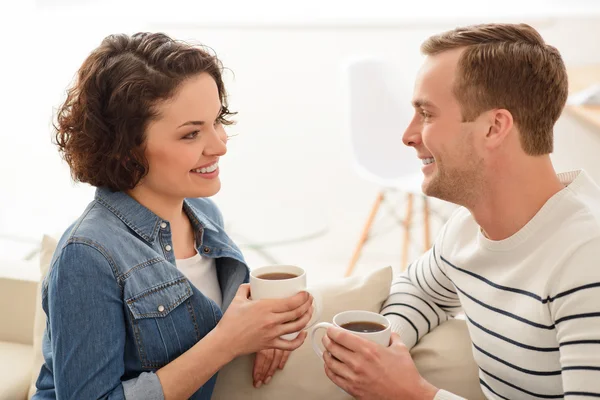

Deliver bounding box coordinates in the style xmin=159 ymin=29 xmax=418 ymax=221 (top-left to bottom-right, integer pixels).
xmin=265 ymin=376 xmax=272 ymax=385
xmin=255 ymin=381 xmax=262 ymax=388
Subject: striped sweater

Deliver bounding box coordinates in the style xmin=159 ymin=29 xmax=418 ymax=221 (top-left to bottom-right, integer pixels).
xmin=382 ymin=170 xmax=600 ymax=399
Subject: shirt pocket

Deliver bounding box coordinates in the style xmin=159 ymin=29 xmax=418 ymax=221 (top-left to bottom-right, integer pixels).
xmin=126 ymin=278 xmax=204 ymax=369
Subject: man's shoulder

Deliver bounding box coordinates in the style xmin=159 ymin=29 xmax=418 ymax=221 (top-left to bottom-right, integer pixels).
xmin=443 ymin=206 xmax=478 ymax=235
xmin=565 ymin=170 xmax=600 ymax=229
xmin=433 ymin=206 xmax=479 ymax=254
xmin=552 ymin=170 xmax=600 ymax=242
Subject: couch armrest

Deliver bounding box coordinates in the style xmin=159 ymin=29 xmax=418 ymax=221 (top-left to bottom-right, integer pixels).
xmin=0 ymin=260 xmax=40 ymax=345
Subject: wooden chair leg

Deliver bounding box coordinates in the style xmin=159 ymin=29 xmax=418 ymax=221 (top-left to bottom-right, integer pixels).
xmin=423 ymin=196 xmax=431 ymax=252
xmin=401 ymin=193 xmax=414 ymax=271
xmin=345 ymin=191 xmax=385 ymax=277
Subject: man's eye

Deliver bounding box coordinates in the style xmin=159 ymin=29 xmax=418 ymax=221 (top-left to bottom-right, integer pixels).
xmin=420 ymin=110 xmax=432 ymax=119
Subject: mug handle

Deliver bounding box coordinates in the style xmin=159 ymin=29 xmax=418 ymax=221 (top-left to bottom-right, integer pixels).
xmin=310 ymin=322 xmax=334 ymax=359
xmin=305 ymin=287 xmax=322 ymax=329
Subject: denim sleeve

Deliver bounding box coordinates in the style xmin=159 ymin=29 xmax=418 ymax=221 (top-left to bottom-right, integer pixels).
xmin=48 ymin=242 xmax=165 ymax=400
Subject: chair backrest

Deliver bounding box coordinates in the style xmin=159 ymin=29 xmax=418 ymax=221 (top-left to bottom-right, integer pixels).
xmin=346 ymin=57 xmax=421 ymax=187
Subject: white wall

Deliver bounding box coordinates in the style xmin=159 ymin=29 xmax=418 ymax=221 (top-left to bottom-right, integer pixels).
xmin=2 ymin=8 xmax=600 ymax=280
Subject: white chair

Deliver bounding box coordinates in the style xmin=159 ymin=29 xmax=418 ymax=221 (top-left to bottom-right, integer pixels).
xmin=345 ymin=58 xmax=431 ymax=276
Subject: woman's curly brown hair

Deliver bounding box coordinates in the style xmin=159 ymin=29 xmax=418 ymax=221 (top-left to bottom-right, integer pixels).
xmin=54 ymin=32 xmax=235 ymax=192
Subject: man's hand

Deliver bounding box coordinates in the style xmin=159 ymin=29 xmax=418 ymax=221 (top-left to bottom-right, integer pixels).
xmin=253 ymin=349 xmax=291 ymax=388
xmin=322 ymin=328 xmax=438 ymax=400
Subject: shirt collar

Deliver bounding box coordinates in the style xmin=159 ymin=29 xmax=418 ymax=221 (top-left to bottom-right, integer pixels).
xmin=95 ymin=187 xmax=217 ymax=243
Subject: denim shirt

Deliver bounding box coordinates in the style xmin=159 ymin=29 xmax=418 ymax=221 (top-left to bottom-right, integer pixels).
xmin=32 ymin=187 xmax=249 ymax=400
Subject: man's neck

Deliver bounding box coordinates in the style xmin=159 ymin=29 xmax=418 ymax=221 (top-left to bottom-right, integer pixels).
xmin=467 ymin=156 xmax=565 ymax=241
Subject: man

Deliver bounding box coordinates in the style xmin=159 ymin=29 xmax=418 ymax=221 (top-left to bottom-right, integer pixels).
xmin=323 ymin=23 xmax=600 ymax=399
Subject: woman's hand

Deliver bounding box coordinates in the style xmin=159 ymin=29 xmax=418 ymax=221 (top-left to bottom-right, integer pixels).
xmin=252 ymin=349 xmax=291 ymax=387
xmin=214 ymin=284 xmax=313 ymax=361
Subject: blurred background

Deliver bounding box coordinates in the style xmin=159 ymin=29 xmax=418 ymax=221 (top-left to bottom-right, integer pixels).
xmin=1 ymin=0 xmax=600 ymax=283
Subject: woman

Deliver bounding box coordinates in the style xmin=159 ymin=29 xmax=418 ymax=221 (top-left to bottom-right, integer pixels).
xmin=32 ymin=32 xmax=312 ymax=400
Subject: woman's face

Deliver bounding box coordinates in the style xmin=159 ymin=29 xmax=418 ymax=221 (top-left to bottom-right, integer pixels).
xmin=138 ymin=72 xmax=228 ymax=201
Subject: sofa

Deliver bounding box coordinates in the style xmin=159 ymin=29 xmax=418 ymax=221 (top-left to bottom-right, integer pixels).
xmin=1 ymin=235 xmax=485 ymax=399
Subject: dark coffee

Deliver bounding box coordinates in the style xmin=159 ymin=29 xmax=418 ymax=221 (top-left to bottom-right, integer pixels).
xmin=257 ymin=272 xmax=299 ymax=280
xmin=340 ymin=321 xmax=386 ymax=333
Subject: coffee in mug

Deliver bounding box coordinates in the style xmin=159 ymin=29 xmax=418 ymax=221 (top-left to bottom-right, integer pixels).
xmin=256 ymin=272 xmax=299 ymax=280
xmin=340 ymin=321 xmax=386 ymax=333
xmin=311 ymin=310 xmax=391 ymax=358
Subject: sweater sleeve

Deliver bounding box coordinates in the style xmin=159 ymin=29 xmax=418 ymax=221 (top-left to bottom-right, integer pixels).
xmin=380 ymin=221 xmax=462 ymax=350
xmin=547 ymin=237 xmax=600 ymax=398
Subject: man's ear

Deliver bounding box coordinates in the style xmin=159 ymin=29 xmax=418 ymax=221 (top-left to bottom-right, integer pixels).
xmin=484 ymin=108 xmax=513 ymax=150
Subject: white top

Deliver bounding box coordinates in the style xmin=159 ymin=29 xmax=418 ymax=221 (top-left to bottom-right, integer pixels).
xmin=382 ymin=170 xmax=600 ymax=399
xmin=176 ymin=253 xmax=222 ymax=309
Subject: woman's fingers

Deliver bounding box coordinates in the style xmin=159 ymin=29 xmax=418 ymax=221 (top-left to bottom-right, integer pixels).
xmin=279 ymin=350 xmax=291 ymax=370
xmin=276 ymin=306 xmax=313 ymax=336
xmin=253 ymin=349 xmax=272 ymax=386
xmin=264 ymin=350 xmax=284 ymax=384
xmin=269 ymin=330 xmax=307 ymax=351
xmin=263 ymin=291 xmax=310 ymax=313
xmin=236 ymin=283 xmax=251 ymax=300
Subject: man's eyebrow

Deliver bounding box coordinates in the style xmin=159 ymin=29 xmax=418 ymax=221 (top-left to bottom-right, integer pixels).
xmin=412 ymin=99 xmax=437 ymax=109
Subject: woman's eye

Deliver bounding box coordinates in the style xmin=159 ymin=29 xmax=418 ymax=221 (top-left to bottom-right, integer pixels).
xmin=183 ymin=131 xmax=199 ymax=140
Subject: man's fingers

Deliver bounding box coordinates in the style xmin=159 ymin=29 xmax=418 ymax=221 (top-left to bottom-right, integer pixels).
xmin=324 ymin=363 xmax=352 ymax=395
xmin=322 ymin=332 xmax=355 ymax=365
xmin=323 ymin=349 xmax=356 ymax=381
xmin=327 ymin=326 xmax=372 ymax=353
xmin=279 ymin=350 xmax=291 ymax=369
xmin=390 ymin=332 xmax=406 ymax=348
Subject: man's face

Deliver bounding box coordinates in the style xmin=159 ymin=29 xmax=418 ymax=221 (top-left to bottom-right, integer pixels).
xmin=403 ymin=49 xmax=487 ymax=205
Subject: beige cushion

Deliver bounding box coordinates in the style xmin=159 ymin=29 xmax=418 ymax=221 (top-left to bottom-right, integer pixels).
xmin=0 ymin=341 xmax=33 ymax=400
xmin=212 ymin=266 xmax=392 ymax=400
xmin=413 ymin=319 xmax=486 ymax=399
xmin=28 ymin=235 xmax=58 ymax=399
xmin=0 ymin=270 xmax=38 ymax=345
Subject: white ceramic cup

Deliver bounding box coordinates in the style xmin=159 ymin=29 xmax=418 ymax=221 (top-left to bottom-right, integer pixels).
xmin=311 ymin=310 xmax=391 ymax=359
xmin=250 ymin=265 xmax=322 ymax=340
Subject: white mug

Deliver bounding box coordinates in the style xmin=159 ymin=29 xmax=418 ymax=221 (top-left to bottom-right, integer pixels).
xmin=250 ymin=265 xmax=322 ymax=340
xmin=311 ymin=310 xmax=391 ymax=359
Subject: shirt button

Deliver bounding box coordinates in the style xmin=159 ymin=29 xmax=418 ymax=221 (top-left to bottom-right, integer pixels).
xmin=203 ymin=247 xmax=210 ymax=253
xmin=160 ymin=222 xmax=167 ymax=229
xmin=158 ymin=305 xmax=165 ymax=312
xmin=165 ymin=245 xmax=172 ymax=252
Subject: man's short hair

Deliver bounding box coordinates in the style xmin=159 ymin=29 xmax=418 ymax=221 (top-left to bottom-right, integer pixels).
xmin=422 ymin=23 xmax=568 ymax=155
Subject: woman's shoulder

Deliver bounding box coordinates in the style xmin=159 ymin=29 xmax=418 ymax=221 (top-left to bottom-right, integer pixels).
xmin=50 ymin=200 xmax=133 ymax=276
